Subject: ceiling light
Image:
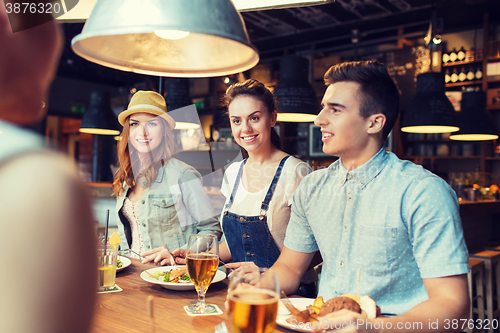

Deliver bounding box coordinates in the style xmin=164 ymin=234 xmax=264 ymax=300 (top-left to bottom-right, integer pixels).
xmin=401 ymin=72 xmax=459 ymax=134
xmin=71 ymin=0 xmax=259 ymax=77
xmin=79 ymin=91 xmax=121 ymax=135
xmin=163 ymin=78 xmax=202 ymax=130
xmin=450 ymin=91 xmax=498 ymax=141
xmin=274 ymin=56 xmax=319 ymax=122
xmin=56 ymin=0 xmax=333 ymax=21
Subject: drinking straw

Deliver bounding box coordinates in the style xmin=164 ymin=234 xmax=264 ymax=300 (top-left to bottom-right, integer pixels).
xmin=147 ymin=296 xmax=155 ymax=333
xmin=103 ymin=209 xmax=110 ymax=257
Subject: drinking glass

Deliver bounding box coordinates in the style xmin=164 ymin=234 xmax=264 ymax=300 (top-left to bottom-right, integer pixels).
xmin=97 ymin=243 xmax=117 ymax=291
xmin=227 ymin=268 xmax=280 ymax=333
xmin=185 ymin=234 xmax=219 ymax=314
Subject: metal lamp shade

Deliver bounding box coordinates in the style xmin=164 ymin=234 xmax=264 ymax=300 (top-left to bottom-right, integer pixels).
xmin=450 ymin=91 xmax=498 ymax=141
xmin=80 ymin=91 xmax=121 ymax=135
xmin=71 ymin=0 xmax=259 ymax=77
xmin=401 ymin=72 xmax=459 ymax=134
xmin=274 ymin=56 xmax=319 ymax=122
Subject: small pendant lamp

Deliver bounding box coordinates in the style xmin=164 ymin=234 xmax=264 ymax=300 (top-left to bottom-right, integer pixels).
xmin=450 ymin=91 xmax=498 ymax=141
xmin=274 ymin=56 xmax=319 ymax=122
xmin=71 ymin=0 xmax=259 ymax=77
xmin=164 ymin=78 xmax=201 ymax=130
xmin=79 ymin=91 xmax=121 ymax=135
xmin=401 ymin=72 xmax=459 ymax=134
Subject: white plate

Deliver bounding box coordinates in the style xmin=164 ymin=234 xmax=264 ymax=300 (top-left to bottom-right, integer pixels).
xmin=116 ymin=256 xmax=132 ymax=272
xmin=275 ymin=298 xmax=316 ymax=332
xmin=140 ymin=266 xmax=226 ymax=291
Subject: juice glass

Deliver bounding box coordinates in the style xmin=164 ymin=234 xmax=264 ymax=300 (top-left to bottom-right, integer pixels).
xmin=97 ymin=243 xmax=117 ymax=291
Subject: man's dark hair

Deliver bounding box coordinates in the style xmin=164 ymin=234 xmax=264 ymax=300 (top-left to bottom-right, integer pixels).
xmin=324 ymin=60 xmax=399 ymax=140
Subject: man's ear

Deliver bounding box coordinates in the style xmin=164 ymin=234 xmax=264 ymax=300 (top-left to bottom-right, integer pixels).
xmin=367 ymin=113 xmax=386 ymax=135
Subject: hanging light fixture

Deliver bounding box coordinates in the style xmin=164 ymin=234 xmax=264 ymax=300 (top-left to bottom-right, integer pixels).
xmin=71 ymin=0 xmax=259 ymax=77
xmin=57 ymin=0 xmax=333 ymax=21
xmin=164 ymin=78 xmax=201 ymax=130
xmin=450 ymin=91 xmax=498 ymax=141
xmin=401 ymin=72 xmax=459 ymax=134
xmin=274 ymin=56 xmax=319 ymax=122
xmin=79 ymin=91 xmax=121 ymax=135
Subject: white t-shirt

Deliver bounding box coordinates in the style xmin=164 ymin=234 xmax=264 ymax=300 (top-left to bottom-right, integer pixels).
xmin=220 ymin=156 xmax=311 ymax=252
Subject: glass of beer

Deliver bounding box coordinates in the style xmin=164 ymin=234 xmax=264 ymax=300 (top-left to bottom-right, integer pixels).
xmin=228 ymin=268 xmax=280 ymax=333
xmin=97 ymin=243 xmax=117 ymax=291
xmin=185 ymin=234 xmax=219 ymax=314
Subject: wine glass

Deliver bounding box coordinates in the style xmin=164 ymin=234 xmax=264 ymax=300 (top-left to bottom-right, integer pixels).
xmin=227 ymin=268 xmax=280 ymax=333
xmin=185 ymin=234 xmax=219 ymax=314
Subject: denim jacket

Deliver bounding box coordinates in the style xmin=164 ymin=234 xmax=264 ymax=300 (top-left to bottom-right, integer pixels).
xmin=116 ymin=158 xmax=222 ymax=252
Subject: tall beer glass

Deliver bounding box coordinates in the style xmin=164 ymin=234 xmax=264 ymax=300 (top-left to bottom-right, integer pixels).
xmin=186 ymin=234 xmax=219 ymax=314
xmin=228 ymin=268 xmax=280 ymax=333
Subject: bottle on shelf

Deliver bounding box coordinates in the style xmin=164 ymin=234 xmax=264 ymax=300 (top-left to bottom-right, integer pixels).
xmin=466 ymin=66 xmax=475 ymax=81
xmin=444 ymin=69 xmax=451 ymax=83
xmin=457 ymin=47 xmax=466 ymax=62
xmin=475 ymin=66 xmax=483 ymax=80
xmin=458 ymin=67 xmax=467 ymax=82
xmin=450 ymin=67 xmax=459 ymax=83
xmin=449 ymin=48 xmax=458 ymax=62
xmin=442 ymin=50 xmax=450 ymax=64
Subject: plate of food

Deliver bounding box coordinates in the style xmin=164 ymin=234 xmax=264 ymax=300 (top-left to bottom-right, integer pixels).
xmin=140 ymin=266 xmax=226 ymax=291
xmin=276 ymin=295 xmax=380 ymax=332
xmin=116 ymin=256 xmax=132 ymax=272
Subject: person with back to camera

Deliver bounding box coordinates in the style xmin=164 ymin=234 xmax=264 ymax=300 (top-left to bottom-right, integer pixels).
xmin=211 ymin=79 xmax=318 ymax=297
xmin=264 ymin=61 xmax=470 ymax=332
xmin=112 ymin=90 xmax=222 ymax=266
xmin=0 ymin=1 xmax=96 ymax=332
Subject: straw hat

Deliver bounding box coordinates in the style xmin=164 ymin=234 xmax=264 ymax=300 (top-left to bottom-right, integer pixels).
xmin=117 ymin=90 xmax=176 ymax=128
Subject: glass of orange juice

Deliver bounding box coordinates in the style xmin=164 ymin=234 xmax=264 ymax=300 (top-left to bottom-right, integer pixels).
xmin=97 ymin=243 xmax=117 ymax=291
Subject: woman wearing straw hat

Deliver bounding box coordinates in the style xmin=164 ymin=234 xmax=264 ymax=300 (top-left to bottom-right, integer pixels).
xmin=113 ymin=90 xmax=221 ymax=266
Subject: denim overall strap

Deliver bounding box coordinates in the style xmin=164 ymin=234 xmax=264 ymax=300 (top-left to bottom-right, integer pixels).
xmin=221 ymin=156 xmax=291 ymax=268
xmin=259 ymin=155 xmax=291 ymax=219
xmin=224 ymin=158 xmax=247 ymax=211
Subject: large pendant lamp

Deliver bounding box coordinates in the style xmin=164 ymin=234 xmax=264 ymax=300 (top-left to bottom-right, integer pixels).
xmin=71 ymin=0 xmax=259 ymax=77
xmin=274 ymin=56 xmax=319 ymax=122
xmin=450 ymin=91 xmax=498 ymax=141
xmin=401 ymin=72 xmax=459 ymax=134
xmin=57 ymin=0 xmax=333 ymax=21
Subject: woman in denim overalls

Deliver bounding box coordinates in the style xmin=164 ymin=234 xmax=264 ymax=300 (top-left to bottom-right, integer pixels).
xmin=218 ymin=79 xmax=318 ymax=298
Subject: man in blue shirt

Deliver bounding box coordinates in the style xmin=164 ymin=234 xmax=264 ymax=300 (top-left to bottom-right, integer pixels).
xmin=272 ymin=61 xmax=469 ymax=332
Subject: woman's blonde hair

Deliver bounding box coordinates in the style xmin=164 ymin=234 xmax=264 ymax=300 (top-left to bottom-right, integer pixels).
xmin=112 ymin=115 xmax=177 ymax=196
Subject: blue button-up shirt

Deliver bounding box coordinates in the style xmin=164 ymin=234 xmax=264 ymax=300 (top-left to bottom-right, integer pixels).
xmin=284 ymin=148 xmax=469 ymax=315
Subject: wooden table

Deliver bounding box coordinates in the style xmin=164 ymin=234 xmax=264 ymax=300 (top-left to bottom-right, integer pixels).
xmin=90 ymin=258 xmax=291 ymax=333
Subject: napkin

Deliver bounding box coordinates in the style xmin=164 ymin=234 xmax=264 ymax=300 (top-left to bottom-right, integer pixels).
xmin=183 ymin=304 xmax=223 ymax=316
xmin=97 ymin=285 xmax=123 ymax=294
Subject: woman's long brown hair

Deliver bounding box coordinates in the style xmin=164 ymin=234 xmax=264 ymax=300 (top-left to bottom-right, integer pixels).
xmin=112 ymin=115 xmax=177 ymax=196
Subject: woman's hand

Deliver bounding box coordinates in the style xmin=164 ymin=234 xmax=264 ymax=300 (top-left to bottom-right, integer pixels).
xmin=225 ymin=261 xmax=259 ymax=279
xmin=141 ymin=247 xmax=175 ymax=266
xmin=171 ymin=248 xmax=188 ymax=265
